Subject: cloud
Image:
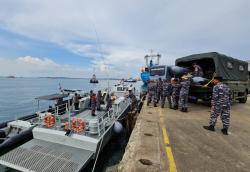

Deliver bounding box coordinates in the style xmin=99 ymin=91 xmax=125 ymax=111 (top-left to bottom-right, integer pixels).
xmin=0 ymin=56 xmax=91 ymax=77
xmin=16 ymin=56 xmax=57 ymax=66
xmin=0 ymin=0 xmax=250 ymax=77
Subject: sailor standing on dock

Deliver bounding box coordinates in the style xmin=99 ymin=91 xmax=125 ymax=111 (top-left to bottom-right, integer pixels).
xmin=203 ymin=76 xmax=231 ymax=135
xmin=156 ymin=78 xmax=163 ymax=103
xmin=171 ymin=78 xmax=181 ymax=110
xmin=161 ymin=79 xmax=172 ymax=108
xmin=179 ymin=74 xmax=192 ymax=112
xmin=147 ymin=80 xmax=157 ymax=107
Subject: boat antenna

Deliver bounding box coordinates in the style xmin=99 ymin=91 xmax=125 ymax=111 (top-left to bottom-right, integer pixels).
xmin=90 ymin=20 xmax=110 ymax=93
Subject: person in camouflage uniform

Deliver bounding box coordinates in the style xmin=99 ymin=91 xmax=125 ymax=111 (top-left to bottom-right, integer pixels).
xmin=128 ymin=89 xmax=137 ymax=110
xmin=156 ymin=78 xmax=163 ymax=103
xmin=96 ymin=90 xmax=102 ymax=111
xmin=203 ymin=76 xmax=231 ymax=135
xmin=90 ymin=93 xmax=97 ymax=116
xmin=161 ymin=79 xmax=172 ymax=108
xmin=179 ymin=75 xmax=192 ymax=112
xmin=192 ymin=63 xmax=204 ymax=77
xmin=171 ymin=78 xmax=181 ymax=110
xmin=106 ymin=93 xmax=112 ymax=111
xmin=147 ymin=80 xmax=157 ymax=107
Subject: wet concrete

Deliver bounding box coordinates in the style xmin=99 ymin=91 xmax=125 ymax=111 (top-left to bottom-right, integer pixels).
xmin=164 ymin=96 xmax=250 ymax=172
xmin=119 ymin=96 xmax=250 ymax=172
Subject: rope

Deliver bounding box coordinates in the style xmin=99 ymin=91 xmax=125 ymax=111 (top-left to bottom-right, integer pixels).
xmin=91 ymin=136 xmax=104 ymax=172
xmin=201 ymin=72 xmax=216 ymax=88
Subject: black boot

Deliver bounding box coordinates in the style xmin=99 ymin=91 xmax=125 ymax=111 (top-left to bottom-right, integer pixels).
xmin=161 ymin=104 xmax=164 ymax=108
xmin=173 ymin=106 xmax=178 ymax=110
xmin=183 ymin=108 xmax=188 ymax=112
xmin=154 ymin=103 xmax=157 ymax=107
xmin=147 ymin=102 xmax=149 ymax=106
xmin=180 ymin=108 xmax=185 ymax=112
xmin=203 ymin=125 xmax=215 ymax=132
xmin=221 ymin=128 xmax=228 ymax=135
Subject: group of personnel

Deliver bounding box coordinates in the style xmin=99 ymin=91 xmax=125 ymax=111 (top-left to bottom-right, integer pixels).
xmin=147 ymin=63 xmax=231 ymax=135
xmin=73 ymin=89 xmax=137 ymax=117
xmin=147 ymin=75 xmax=192 ymax=112
xmin=73 ymin=90 xmax=112 ymax=116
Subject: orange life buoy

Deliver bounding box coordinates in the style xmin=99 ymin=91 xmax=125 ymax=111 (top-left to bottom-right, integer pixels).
xmin=64 ymin=122 xmax=69 ymax=130
xmin=44 ymin=113 xmax=56 ymax=128
xmin=72 ymin=118 xmax=85 ymax=133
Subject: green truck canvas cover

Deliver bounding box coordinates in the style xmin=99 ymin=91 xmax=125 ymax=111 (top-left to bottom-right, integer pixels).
xmin=175 ymin=52 xmax=248 ymax=81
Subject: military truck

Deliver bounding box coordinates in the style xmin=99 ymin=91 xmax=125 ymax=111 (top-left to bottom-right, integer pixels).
xmin=176 ymin=52 xmax=249 ymax=103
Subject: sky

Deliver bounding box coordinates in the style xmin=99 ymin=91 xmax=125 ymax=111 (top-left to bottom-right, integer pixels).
xmin=0 ymin=0 xmax=250 ymax=78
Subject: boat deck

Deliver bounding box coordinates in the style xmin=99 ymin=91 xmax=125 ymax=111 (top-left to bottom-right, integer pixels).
xmin=0 ymin=139 xmax=94 ymax=172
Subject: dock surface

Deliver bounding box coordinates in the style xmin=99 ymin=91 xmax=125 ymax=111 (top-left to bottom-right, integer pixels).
xmin=118 ymin=97 xmax=250 ymax=172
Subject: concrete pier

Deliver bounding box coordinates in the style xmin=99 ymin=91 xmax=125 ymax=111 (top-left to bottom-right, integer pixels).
xmin=118 ymin=97 xmax=250 ymax=172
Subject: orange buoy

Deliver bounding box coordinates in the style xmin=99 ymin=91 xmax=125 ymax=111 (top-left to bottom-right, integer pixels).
xmin=72 ymin=118 xmax=85 ymax=133
xmin=64 ymin=122 xmax=69 ymax=130
xmin=44 ymin=113 xmax=55 ymax=128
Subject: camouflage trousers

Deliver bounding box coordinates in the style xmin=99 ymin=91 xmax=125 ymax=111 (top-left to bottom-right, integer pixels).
xmin=96 ymin=101 xmax=101 ymax=111
xmin=172 ymin=95 xmax=179 ymax=108
xmin=91 ymin=104 xmax=96 ymax=115
xmin=147 ymin=92 xmax=157 ymax=105
xmin=209 ymin=107 xmax=230 ymax=129
xmin=179 ymin=93 xmax=188 ymax=109
xmin=157 ymin=91 xmax=163 ymax=103
xmin=161 ymin=94 xmax=172 ymax=108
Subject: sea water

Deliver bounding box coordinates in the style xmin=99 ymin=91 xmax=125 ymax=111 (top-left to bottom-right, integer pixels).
xmin=0 ymin=77 xmax=141 ymax=172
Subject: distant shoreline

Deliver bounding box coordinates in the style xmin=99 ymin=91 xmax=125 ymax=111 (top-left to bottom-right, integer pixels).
xmin=0 ymin=76 xmax=121 ymax=80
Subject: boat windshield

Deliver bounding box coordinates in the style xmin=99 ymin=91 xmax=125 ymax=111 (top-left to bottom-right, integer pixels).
xmin=150 ymin=66 xmax=166 ymax=76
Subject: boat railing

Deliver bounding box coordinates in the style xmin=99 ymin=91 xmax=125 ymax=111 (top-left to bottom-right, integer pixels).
xmin=113 ymin=97 xmax=130 ymax=117
xmin=83 ymin=108 xmax=115 ymax=136
xmin=38 ymin=101 xmax=120 ymax=137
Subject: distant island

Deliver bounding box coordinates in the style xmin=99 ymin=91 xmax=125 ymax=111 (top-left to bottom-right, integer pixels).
xmin=0 ymin=76 xmax=123 ymax=80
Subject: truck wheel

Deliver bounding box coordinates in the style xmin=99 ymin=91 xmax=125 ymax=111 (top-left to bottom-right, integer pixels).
xmin=239 ymin=91 xmax=247 ymax=103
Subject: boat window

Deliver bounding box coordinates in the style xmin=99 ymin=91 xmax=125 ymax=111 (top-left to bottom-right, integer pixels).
xmin=239 ymin=65 xmax=244 ymax=71
xmin=227 ymin=62 xmax=233 ymax=69
xmin=150 ymin=66 xmax=166 ymax=76
xmin=117 ymin=87 xmax=124 ymax=91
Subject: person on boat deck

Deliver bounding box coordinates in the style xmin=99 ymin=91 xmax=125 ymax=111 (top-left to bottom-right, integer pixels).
xmin=128 ymin=89 xmax=137 ymax=111
xmin=111 ymin=92 xmax=117 ymax=101
xmin=96 ymin=90 xmax=102 ymax=111
xmin=89 ymin=90 xmax=93 ymax=108
xmin=91 ymin=93 xmax=97 ymax=116
xmin=74 ymin=93 xmax=80 ymax=110
xmin=106 ymin=93 xmax=112 ymax=111
xmin=192 ymin=63 xmax=204 ymax=77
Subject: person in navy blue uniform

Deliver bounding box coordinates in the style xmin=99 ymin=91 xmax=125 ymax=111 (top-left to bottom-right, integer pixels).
xmin=179 ymin=75 xmax=192 ymax=112
xmin=203 ymin=76 xmax=231 ymax=135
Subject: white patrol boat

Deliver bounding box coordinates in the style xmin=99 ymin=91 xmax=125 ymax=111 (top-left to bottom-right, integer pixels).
xmin=0 ymin=84 xmax=137 ymax=172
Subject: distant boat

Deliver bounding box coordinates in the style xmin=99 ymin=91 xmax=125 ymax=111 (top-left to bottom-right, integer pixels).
xmin=124 ymin=78 xmax=137 ymax=83
xmin=90 ymin=74 xmax=99 ymax=83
